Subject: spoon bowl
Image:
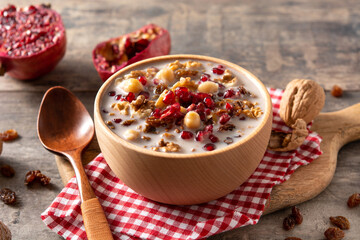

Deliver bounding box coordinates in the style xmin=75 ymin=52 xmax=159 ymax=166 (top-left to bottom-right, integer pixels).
xmin=37 ymin=86 xmax=113 ymax=240
xmin=37 ymin=86 xmax=94 ymax=152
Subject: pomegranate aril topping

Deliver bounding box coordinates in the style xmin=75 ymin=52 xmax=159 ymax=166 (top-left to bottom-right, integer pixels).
xmin=204 ymin=97 xmax=215 ymax=109
xmin=200 ymin=74 xmax=209 ymax=82
xmin=204 ymin=124 xmax=213 ymax=133
xmin=138 ymin=76 xmax=147 ymax=85
xmin=212 ymin=65 xmax=225 ymax=75
xmin=219 ymin=114 xmax=231 ymax=124
xmin=139 ymin=91 xmax=150 ymax=99
xmin=225 ymin=102 xmax=233 ymax=111
xmin=153 ymin=78 xmax=159 ymax=85
xmin=181 ymin=131 xmax=194 ymax=140
xmin=209 ymin=134 xmax=219 ymax=143
xmin=175 ymin=87 xmax=192 ymax=104
xmin=134 ymin=38 xmax=149 ymax=52
xmin=123 ymin=92 xmax=135 ymax=102
xmin=205 ymin=108 xmax=211 ymax=115
xmin=113 ymin=118 xmax=122 ymax=124
xmin=114 ymin=94 xmax=122 ymax=100
xmin=195 ymin=131 xmax=205 ymax=141
xmin=203 ymin=143 xmax=216 ymax=151
xmin=151 ymin=108 xmax=162 ymax=118
xmin=108 ymin=91 xmax=116 ymax=96
xmin=187 ymin=103 xmax=196 ymax=112
xmin=224 ymin=89 xmax=235 ymax=98
xmin=163 ymin=91 xmax=176 ymax=104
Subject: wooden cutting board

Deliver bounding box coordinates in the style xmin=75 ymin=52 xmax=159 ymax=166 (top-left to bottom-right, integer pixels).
xmin=55 ymin=103 xmax=360 ymax=214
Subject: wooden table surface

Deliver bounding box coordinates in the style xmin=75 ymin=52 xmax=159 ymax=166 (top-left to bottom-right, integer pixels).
xmin=1 ymin=0 xmax=359 ymax=239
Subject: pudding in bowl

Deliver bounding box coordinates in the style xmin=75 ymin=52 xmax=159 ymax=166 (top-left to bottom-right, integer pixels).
xmin=94 ymin=55 xmax=272 ymax=205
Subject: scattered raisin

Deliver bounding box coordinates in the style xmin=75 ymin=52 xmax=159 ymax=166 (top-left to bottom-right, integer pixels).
xmin=283 ymin=215 xmax=296 ymax=231
xmin=285 ymin=238 xmax=303 ymax=240
xmin=174 ymin=69 xmax=198 ymax=79
xmin=331 ymin=85 xmax=343 ymax=98
xmin=0 ymin=165 xmax=15 ymax=178
xmin=324 ymin=227 xmax=345 ymax=240
xmin=0 ymin=188 xmax=16 ymax=205
xmin=154 ymin=83 xmax=168 ymax=95
xmin=347 ymin=193 xmax=360 ymax=208
xmin=329 ymin=216 xmax=350 ymax=230
xmin=218 ymin=123 xmax=235 ymax=132
xmin=291 ymin=206 xmax=303 ymax=225
xmin=24 ymin=170 xmax=51 ymax=186
xmin=0 ymin=129 xmax=19 ymax=142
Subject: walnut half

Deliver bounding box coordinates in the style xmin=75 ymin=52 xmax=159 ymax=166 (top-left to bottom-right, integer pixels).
xmin=268 ymin=119 xmax=308 ymax=152
xmin=280 ymin=79 xmax=325 ymax=126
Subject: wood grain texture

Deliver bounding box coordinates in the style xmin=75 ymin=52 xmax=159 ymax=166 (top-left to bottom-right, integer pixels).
xmin=1 ymin=0 xmax=360 ymax=239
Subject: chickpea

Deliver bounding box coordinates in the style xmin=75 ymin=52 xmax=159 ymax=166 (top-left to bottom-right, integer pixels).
xmin=184 ymin=111 xmax=201 ymax=129
xmin=119 ymin=78 xmax=144 ymax=94
xmin=123 ymin=129 xmax=140 ymax=141
xmin=198 ymin=81 xmax=218 ymax=94
xmin=155 ymin=68 xmax=175 ymax=84
xmin=155 ymin=89 xmax=169 ymax=108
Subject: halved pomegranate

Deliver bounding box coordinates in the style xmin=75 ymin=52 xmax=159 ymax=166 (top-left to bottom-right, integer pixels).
xmin=0 ymin=4 xmax=66 ymax=80
xmin=92 ymin=24 xmax=171 ymax=81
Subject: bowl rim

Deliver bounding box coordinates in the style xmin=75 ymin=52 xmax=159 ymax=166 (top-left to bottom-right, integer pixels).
xmin=94 ymin=54 xmax=272 ymax=158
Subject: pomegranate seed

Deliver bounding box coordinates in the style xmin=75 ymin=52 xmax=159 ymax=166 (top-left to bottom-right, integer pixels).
xmin=195 ymin=110 xmax=206 ymax=121
xmin=134 ymin=38 xmax=149 ymax=52
xmin=204 ymin=97 xmax=215 ymax=109
xmin=187 ymin=103 xmax=196 ymax=112
xmin=108 ymin=91 xmax=116 ymax=96
xmin=225 ymin=102 xmax=233 ymax=111
xmin=196 ymin=102 xmax=205 ymax=111
xmin=203 ymin=143 xmax=216 ymax=151
xmin=224 ymin=89 xmax=235 ymax=98
xmin=195 ymin=131 xmax=205 ymax=141
xmin=175 ymin=87 xmax=192 ymax=103
xmin=139 ymin=91 xmax=150 ymax=99
xmin=153 ymin=79 xmax=159 ymax=85
xmin=205 ymin=108 xmax=211 ymax=115
xmin=219 ymin=114 xmax=231 ymax=124
xmin=113 ymin=118 xmax=122 ymax=124
xmin=204 ymin=124 xmax=213 ymax=133
xmin=151 ymin=108 xmax=162 ymax=118
xmin=217 ymin=92 xmax=224 ymax=97
xmin=212 ymin=65 xmax=225 ymax=75
xmin=200 ymin=74 xmax=210 ymax=82
xmin=138 ymin=76 xmax=147 ymax=85
xmin=209 ymin=134 xmax=219 ymax=143
xmin=181 ymin=131 xmax=194 ymax=139
xmin=218 ymin=83 xmax=226 ymax=90
xmin=114 ymin=94 xmax=122 ymax=100
xmin=163 ymin=91 xmax=176 ymax=104
xmin=123 ymin=92 xmax=135 ymax=102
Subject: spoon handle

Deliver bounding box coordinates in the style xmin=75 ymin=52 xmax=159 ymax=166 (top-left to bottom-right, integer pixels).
xmin=66 ymin=150 xmax=114 ymax=240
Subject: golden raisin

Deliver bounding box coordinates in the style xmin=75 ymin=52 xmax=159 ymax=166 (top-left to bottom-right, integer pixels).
xmin=324 ymin=227 xmax=345 ymax=240
xmin=331 ymin=85 xmax=343 ymax=98
xmin=330 ymin=216 xmax=350 ymax=230
xmin=0 ymin=129 xmax=19 ymax=142
xmin=25 ymin=170 xmax=51 ymax=186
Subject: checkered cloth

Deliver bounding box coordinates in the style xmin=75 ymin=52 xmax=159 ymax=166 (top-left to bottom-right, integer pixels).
xmin=41 ymin=88 xmax=322 ymax=240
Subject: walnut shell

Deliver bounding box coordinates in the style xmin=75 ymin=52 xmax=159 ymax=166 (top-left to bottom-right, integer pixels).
xmin=280 ymin=79 xmax=325 ymax=126
xmin=0 ymin=220 xmax=11 ymax=240
xmin=268 ymin=119 xmax=308 ymax=152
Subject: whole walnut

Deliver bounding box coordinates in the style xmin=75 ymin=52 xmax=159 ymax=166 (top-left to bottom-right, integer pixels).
xmin=0 ymin=220 xmax=11 ymax=240
xmin=280 ymin=79 xmax=325 ymax=126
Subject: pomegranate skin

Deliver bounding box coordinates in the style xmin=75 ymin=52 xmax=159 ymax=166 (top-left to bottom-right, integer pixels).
xmin=92 ymin=24 xmax=171 ymax=82
xmin=0 ymin=5 xmax=66 ymax=80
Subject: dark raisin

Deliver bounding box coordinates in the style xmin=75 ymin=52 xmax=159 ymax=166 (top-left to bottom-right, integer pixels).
xmin=285 ymin=238 xmax=303 ymax=240
xmin=291 ymin=206 xmax=303 ymax=225
xmin=283 ymin=215 xmax=296 ymax=231
xmin=347 ymin=193 xmax=360 ymax=208
xmin=324 ymin=227 xmax=345 ymax=240
xmin=174 ymin=69 xmax=198 ymax=79
xmin=0 ymin=165 xmax=15 ymax=178
xmin=0 ymin=188 xmax=16 ymax=205
xmin=154 ymin=83 xmax=168 ymax=95
xmin=218 ymin=123 xmax=235 ymax=132
xmin=24 ymin=170 xmax=51 ymax=186
xmin=329 ymin=216 xmax=350 ymax=230
xmin=331 ymin=85 xmax=343 ymax=98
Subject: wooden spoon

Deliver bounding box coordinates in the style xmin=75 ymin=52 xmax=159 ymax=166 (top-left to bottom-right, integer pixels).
xmin=37 ymin=86 xmax=113 ymax=240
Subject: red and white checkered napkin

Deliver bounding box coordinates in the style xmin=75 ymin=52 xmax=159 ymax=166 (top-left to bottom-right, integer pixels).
xmin=41 ymin=88 xmax=322 ymax=240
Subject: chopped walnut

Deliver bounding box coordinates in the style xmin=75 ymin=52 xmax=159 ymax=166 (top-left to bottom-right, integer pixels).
xmin=142 ymin=136 xmax=151 ymax=141
xmin=242 ymin=107 xmax=262 ymax=119
xmin=112 ymin=101 xmax=130 ymax=115
xmin=143 ymin=124 xmax=157 ymax=133
xmin=146 ymin=67 xmax=159 ymax=79
xmin=168 ymin=60 xmax=185 ymax=71
xmin=184 ymin=61 xmax=203 ymax=69
xmin=268 ymin=119 xmax=308 ymax=151
xmin=131 ymin=95 xmax=146 ymax=111
xmin=153 ymin=139 xmax=181 ymax=152
xmin=218 ymin=123 xmax=236 ymax=131
xmin=124 ymin=70 xmax=146 ymax=79
xmin=171 ymin=77 xmax=198 ymax=91
xmin=154 ymin=83 xmax=168 ymax=95
xmin=215 ymin=69 xmax=238 ymax=86
xmin=174 ymin=69 xmax=198 ymax=80
xmin=162 ymin=133 xmax=174 ymax=139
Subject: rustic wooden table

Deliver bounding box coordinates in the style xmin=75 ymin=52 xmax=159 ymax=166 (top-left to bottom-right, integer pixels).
xmin=1 ymin=0 xmax=359 ymax=239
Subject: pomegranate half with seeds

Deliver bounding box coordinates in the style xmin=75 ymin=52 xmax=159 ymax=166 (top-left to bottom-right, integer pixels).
xmin=0 ymin=4 xmax=66 ymax=80
xmin=92 ymin=23 xmax=171 ymax=81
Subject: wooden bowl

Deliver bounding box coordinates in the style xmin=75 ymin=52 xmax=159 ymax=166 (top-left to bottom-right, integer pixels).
xmin=94 ymin=55 xmax=272 ymax=205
